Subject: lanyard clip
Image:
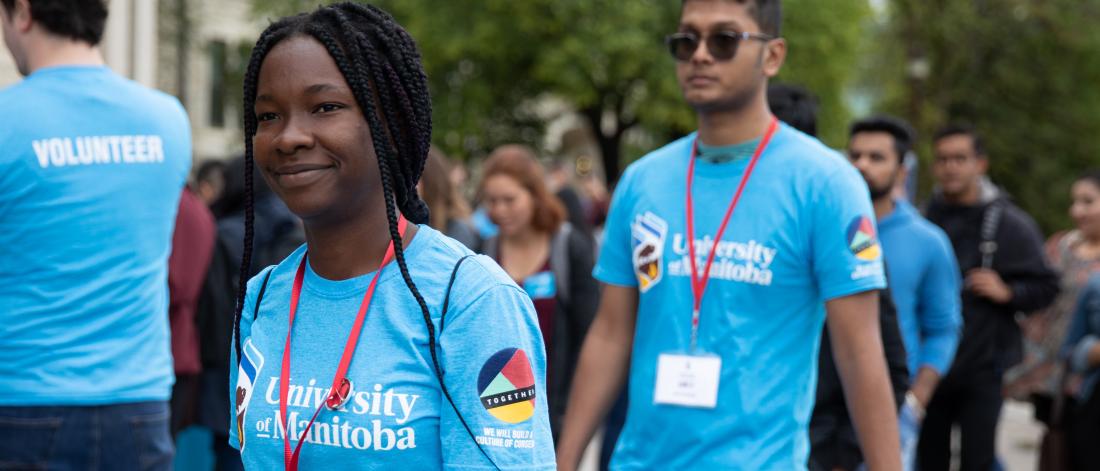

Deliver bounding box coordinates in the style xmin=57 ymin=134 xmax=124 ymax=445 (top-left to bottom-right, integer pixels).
xmin=690 ymin=308 xmax=700 ymax=353
xmin=326 ymin=378 xmax=352 ymax=410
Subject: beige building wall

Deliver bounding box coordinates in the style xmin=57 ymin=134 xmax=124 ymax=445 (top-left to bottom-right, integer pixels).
xmin=181 ymin=0 xmax=260 ymax=162
xmin=0 ymin=50 xmax=18 ymax=86
xmin=0 ymin=0 xmax=159 ymax=87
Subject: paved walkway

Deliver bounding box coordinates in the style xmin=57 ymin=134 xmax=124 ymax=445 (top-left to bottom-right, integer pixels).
xmin=998 ymin=400 xmax=1042 ymax=471
xmin=576 ymin=399 xmax=1045 ymax=471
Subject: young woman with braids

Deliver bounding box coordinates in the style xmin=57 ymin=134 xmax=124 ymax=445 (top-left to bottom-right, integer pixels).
xmin=227 ymin=4 xmax=554 ymax=469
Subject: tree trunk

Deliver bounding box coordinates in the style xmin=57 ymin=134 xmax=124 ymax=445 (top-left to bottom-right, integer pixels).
xmin=597 ymin=131 xmax=623 ymax=186
xmin=582 ymin=106 xmax=628 ymax=187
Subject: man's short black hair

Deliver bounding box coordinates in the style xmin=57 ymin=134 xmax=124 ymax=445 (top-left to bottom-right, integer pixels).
xmin=1 ymin=0 xmax=108 ymax=45
xmin=933 ymin=123 xmax=987 ymax=157
xmin=195 ymin=159 xmax=226 ymax=185
xmin=682 ymin=0 xmax=782 ymax=37
xmin=768 ymin=82 xmax=817 ymax=137
xmin=849 ymin=115 xmax=916 ymax=164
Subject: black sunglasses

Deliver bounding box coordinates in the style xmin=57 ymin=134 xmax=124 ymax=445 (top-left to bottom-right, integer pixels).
xmin=665 ymin=31 xmax=774 ymax=62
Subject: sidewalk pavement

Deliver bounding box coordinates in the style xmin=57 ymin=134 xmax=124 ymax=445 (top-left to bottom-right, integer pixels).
xmin=576 ymin=399 xmax=1044 ymax=471
xmin=999 ymin=399 xmax=1042 ymax=471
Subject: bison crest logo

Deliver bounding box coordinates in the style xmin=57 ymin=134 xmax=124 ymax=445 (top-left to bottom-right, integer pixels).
xmin=632 ymin=212 xmax=668 ymax=293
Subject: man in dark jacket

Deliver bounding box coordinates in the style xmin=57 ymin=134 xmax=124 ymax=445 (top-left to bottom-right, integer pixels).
xmin=919 ymin=124 xmax=1059 ymax=471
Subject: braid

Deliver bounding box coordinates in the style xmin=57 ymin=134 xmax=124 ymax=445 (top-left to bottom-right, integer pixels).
xmin=311 ymin=6 xmax=440 ymax=375
xmin=233 ymin=16 xmax=302 ymax=363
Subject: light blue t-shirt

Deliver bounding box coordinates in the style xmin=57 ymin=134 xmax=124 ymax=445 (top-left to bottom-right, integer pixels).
xmin=0 ymin=66 xmax=191 ymax=406
xmin=594 ymin=124 xmax=886 ymax=470
xmin=230 ymin=226 xmax=556 ymax=470
xmin=878 ymin=199 xmax=962 ymax=377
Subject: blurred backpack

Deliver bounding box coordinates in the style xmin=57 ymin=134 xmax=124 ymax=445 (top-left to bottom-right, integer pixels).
xmin=195 ymin=206 xmax=303 ymax=370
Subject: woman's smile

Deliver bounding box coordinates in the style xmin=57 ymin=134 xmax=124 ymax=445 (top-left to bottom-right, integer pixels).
xmin=271 ymin=162 xmax=336 ymax=189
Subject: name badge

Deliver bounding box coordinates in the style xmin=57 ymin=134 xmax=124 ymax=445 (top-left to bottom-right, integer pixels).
xmin=653 ymin=353 xmax=721 ymax=409
xmin=523 ymin=271 xmax=557 ymax=299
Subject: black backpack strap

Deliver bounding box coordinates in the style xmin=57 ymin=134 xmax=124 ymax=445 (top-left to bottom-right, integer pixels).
xmin=252 ymin=269 xmax=274 ymax=320
xmin=980 ymin=200 xmax=1004 ymax=269
xmin=441 ymin=255 xmax=476 ymax=333
xmin=232 ymin=268 xmax=274 ymax=370
xmin=436 ymin=254 xmax=500 ymax=469
xmin=549 ymin=223 xmax=572 ymax=306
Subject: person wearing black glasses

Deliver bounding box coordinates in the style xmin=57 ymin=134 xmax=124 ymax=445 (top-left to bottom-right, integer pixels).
xmin=555 ymin=1 xmax=902 ymax=470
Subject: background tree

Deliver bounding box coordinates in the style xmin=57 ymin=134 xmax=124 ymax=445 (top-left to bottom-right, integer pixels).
xmin=868 ymin=0 xmax=1100 ymax=233
xmin=250 ymin=0 xmax=872 ymax=185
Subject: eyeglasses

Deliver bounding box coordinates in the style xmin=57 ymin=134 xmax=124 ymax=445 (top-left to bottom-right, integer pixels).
xmin=665 ymin=31 xmax=774 ymax=62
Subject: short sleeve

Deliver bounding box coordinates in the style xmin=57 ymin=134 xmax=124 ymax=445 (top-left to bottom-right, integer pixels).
xmin=811 ymin=165 xmax=887 ymax=300
xmin=593 ymin=166 xmax=640 ymax=287
xmin=438 ymin=267 xmax=556 ymax=470
xmin=228 ymin=266 xmax=272 ymax=450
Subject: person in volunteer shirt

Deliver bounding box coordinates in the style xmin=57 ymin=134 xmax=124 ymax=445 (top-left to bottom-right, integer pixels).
xmin=227 ymin=4 xmax=554 ymax=469
xmin=556 ymin=1 xmax=902 ymax=470
xmin=0 ymin=1 xmax=190 ymax=468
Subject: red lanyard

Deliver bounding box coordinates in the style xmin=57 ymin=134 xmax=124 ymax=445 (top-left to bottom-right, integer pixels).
xmin=278 ymin=217 xmax=407 ymax=470
xmin=685 ymin=118 xmax=778 ymax=351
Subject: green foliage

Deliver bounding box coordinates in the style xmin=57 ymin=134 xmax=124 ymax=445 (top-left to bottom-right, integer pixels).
xmin=249 ymin=0 xmax=871 ymax=182
xmin=869 ymin=0 xmax=1100 ymax=234
xmin=779 ymin=0 xmax=872 ymax=146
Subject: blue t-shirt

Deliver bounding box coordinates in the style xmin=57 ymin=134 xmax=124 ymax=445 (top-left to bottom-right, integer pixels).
xmin=0 ymin=66 xmax=191 ymax=406
xmin=230 ymin=226 xmax=555 ymax=470
xmin=594 ymin=124 xmax=886 ymax=470
xmin=878 ymin=199 xmax=962 ymax=377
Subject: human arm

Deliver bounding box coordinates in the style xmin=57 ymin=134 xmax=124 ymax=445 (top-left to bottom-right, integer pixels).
xmin=1062 ymin=278 xmax=1100 ymax=373
xmin=828 ymin=290 xmax=903 ymax=471
xmin=555 ymin=284 xmax=638 ymax=471
xmin=911 ymin=232 xmax=962 ymax=405
xmin=437 ymin=274 xmax=555 ymax=470
xmin=1077 ymin=341 xmax=1100 ymax=370
xmin=908 ymin=367 xmax=940 ymax=409
xmin=967 ymin=209 xmax=1058 ymax=311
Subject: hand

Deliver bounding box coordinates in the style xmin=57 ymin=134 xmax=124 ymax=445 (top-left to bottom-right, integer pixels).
xmin=965 ymin=269 xmax=1013 ymax=304
xmin=1064 ymin=374 xmax=1084 ymax=397
xmin=898 ymin=399 xmax=922 ymax=471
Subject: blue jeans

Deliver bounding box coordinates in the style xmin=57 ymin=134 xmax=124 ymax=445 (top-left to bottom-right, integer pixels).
xmin=0 ymin=401 xmax=173 ymax=470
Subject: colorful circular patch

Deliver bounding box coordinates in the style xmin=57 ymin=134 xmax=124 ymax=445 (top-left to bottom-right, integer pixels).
xmin=846 ymin=215 xmax=882 ymax=261
xmin=477 ymin=348 xmax=536 ymax=424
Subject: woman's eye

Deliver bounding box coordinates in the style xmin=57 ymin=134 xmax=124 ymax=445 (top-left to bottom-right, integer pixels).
xmin=256 ymin=112 xmax=278 ymax=122
xmin=316 ymin=103 xmax=343 ymax=113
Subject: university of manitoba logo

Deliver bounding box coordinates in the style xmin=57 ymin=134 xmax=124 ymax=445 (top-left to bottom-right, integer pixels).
xmin=846 ymin=215 xmax=882 ymax=262
xmin=477 ymin=348 xmax=537 ymax=424
xmin=632 ymin=212 xmax=668 ymax=293
xmin=235 ymin=339 xmax=264 ymax=451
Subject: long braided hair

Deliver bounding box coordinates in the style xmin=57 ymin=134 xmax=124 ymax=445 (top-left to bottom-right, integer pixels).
xmin=233 ymin=1 xmax=464 ymax=429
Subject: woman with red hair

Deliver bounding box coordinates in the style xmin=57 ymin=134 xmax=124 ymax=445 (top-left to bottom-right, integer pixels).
xmin=479 ymin=145 xmax=599 ymax=441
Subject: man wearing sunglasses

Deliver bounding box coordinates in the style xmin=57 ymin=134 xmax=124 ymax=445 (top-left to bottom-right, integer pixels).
xmin=556 ymin=1 xmax=902 ymax=470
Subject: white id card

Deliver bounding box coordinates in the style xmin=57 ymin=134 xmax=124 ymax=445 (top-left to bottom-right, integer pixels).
xmin=653 ymin=353 xmax=721 ymax=409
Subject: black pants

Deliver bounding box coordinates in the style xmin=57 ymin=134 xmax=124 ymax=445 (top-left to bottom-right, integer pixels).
xmin=1068 ymin=388 xmax=1100 ymax=470
xmin=917 ymin=369 xmax=1003 ymax=471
